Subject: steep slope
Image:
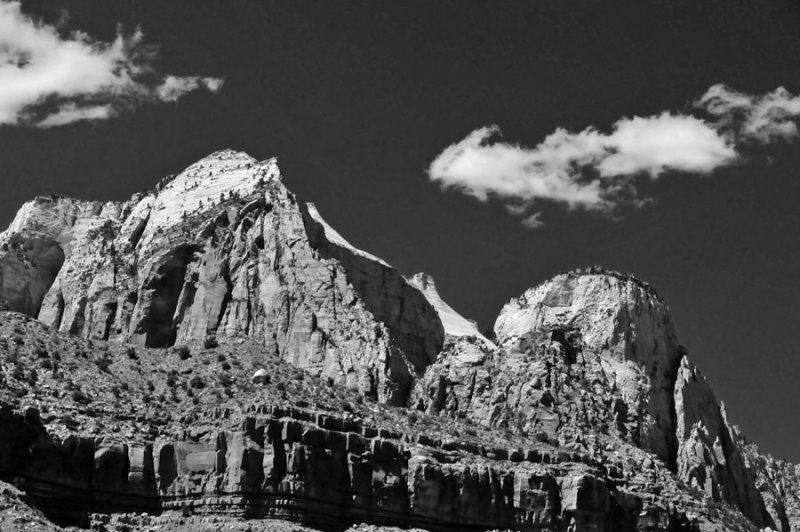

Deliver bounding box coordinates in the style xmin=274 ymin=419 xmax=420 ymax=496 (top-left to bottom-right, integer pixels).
xmin=407 ymin=272 xmax=495 ymax=348
xmin=0 ymin=150 xmax=443 ymax=404
xmin=413 ymin=267 xmax=778 ymax=529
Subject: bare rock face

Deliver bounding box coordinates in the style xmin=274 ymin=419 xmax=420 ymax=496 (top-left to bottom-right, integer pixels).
xmin=414 ymin=269 xmax=682 ymax=459
xmin=0 ymin=150 xmax=443 ymax=404
xmin=0 ymin=403 xmax=748 ymax=532
xmin=1 ymin=150 xmax=793 ymax=532
xmin=674 ymin=357 xmax=773 ymax=527
xmin=406 ymin=273 xmax=495 ymax=347
xmin=493 ymin=268 xmax=682 ymax=463
xmin=739 ymin=436 xmax=800 ymax=532
xmin=0 ymin=195 xmax=103 ymax=316
xmin=413 ymin=267 xmax=776 ymax=529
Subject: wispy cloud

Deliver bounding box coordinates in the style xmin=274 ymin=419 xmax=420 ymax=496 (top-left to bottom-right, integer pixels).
xmin=0 ymin=1 xmax=223 ymax=127
xmin=698 ymin=84 xmax=800 ymax=143
xmin=429 ymin=85 xmax=800 ymax=227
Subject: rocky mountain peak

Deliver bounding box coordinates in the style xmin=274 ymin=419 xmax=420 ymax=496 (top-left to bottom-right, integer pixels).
xmin=494 ymin=267 xmax=675 ymax=357
xmin=134 ymin=149 xmax=280 ymax=249
xmin=0 ymin=152 xmax=795 ymax=532
xmin=493 ymin=268 xmax=682 ymax=463
xmin=0 ymin=150 xmax=443 ymax=405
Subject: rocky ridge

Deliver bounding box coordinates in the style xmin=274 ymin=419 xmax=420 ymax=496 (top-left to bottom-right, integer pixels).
xmin=0 ymin=150 xmax=797 ymax=531
xmin=0 ymin=149 xmax=443 ymax=405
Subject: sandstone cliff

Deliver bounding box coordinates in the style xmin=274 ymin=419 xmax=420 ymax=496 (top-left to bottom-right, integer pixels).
xmin=0 ymin=150 xmax=796 ymax=531
xmin=0 ymin=150 xmax=443 ymax=404
xmin=0 ymin=311 xmax=753 ymax=532
xmin=412 ymin=267 xmax=780 ymax=529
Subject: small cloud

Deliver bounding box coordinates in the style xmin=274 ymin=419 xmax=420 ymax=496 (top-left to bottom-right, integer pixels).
xmin=37 ymin=103 xmax=113 ymax=128
xmin=0 ymin=0 xmax=224 ymax=127
xmin=156 ymin=75 xmax=224 ymax=103
xmin=520 ymin=212 xmax=543 ymax=229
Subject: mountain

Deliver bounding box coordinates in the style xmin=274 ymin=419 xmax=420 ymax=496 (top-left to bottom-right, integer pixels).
xmin=0 ymin=150 xmax=796 ymax=532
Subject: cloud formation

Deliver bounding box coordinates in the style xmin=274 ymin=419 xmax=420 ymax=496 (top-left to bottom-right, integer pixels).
xmin=0 ymin=1 xmax=223 ymax=127
xmin=429 ymin=84 xmax=800 ymax=227
xmin=698 ymin=84 xmax=800 ymax=143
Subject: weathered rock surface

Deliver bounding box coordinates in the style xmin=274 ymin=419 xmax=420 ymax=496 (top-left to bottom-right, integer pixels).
xmin=0 ymin=150 xmax=797 ymax=531
xmin=492 ymin=269 xmax=682 ymax=463
xmin=0 ymin=402 xmax=751 ymax=532
xmin=739 ymin=436 xmax=800 ymax=532
xmin=673 ymin=356 xmax=773 ymax=526
xmin=0 ymin=150 xmax=443 ymax=404
xmin=407 ymin=273 xmax=495 ymax=348
xmin=413 ymin=267 xmax=779 ymax=530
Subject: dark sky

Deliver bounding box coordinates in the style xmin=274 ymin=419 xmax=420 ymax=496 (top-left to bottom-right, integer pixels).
xmin=3 ymin=0 xmax=800 ymax=460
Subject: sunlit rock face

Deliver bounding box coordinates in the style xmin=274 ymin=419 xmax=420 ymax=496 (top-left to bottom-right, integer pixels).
xmin=493 ymin=269 xmax=683 ymax=464
xmin=0 ymin=195 xmax=110 ymax=316
xmin=673 ymin=356 xmax=774 ymax=527
xmin=0 ymin=149 xmax=443 ymax=404
xmin=407 ymin=272 xmax=495 ymax=347
xmin=411 ymin=267 xmax=776 ymax=528
xmin=414 ymin=268 xmax=683 ymax=464
xmin=0 ymin=150 xmax=789 ymax=531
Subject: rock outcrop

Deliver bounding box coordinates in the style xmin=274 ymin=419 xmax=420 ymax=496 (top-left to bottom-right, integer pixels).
xmin=673 ymin=357 xmax=773 ymax=526
xmin=0 ymin=150 xmax=796 ymax=531
xmin=492 ymin=269 xmax=682 ymax=463
xmin=0 ymin=150 xmax=443 ymax=404
xmin=0 ymin=402 xmax=749 ymax=532
xmin=406 ymin=273 xmax=495 ymax=348
xmin=413 ymin=267 xmax=777 ymax=529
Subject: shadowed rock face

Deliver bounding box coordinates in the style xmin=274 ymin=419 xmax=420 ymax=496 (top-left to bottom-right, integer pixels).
xmin=0 ymin=150 xmax=443 ymax=404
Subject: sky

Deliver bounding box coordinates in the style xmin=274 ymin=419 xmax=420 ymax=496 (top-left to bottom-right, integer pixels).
xmin=1 ymin=0 xmax=800 ymax=460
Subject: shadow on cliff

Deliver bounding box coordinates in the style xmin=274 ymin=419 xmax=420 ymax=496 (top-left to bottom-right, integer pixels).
xmin=299 ymin=201 xmax=444 ymax=405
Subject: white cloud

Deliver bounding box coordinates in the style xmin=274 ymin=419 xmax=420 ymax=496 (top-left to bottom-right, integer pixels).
xmin=697 ymin=84 xmax=800 ymax=143
xmin=0 ymin=1 xmax=223 ymax=127
xmin=520 ymin=212 xmax=543 ymax=229
xmin=429 ymin=114 xmax=735 ymax=223
xmin=430 ymin=84 xmax=800 ymax=227
xmin=156 ymin=75 xmax=224 ymax=103
xmin=37 ymin=103 xmax=113 ymax=128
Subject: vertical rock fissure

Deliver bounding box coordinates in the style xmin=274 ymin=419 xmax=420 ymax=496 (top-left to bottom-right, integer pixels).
xmin=214 ymin=259 xmax=234 ymax=333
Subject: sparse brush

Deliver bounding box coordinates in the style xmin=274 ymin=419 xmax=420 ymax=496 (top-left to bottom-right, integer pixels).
xmin=95 ymin=355 xmax=111 ymax=372
xmin=204 ymin=336 xmax=219 ymax=349
xmin=71 ymin=389 xmax=91 ymax=405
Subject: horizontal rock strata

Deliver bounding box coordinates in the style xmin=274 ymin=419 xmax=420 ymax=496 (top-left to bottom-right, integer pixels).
xmin=0 ymin=403 xmax=729 ymax=532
